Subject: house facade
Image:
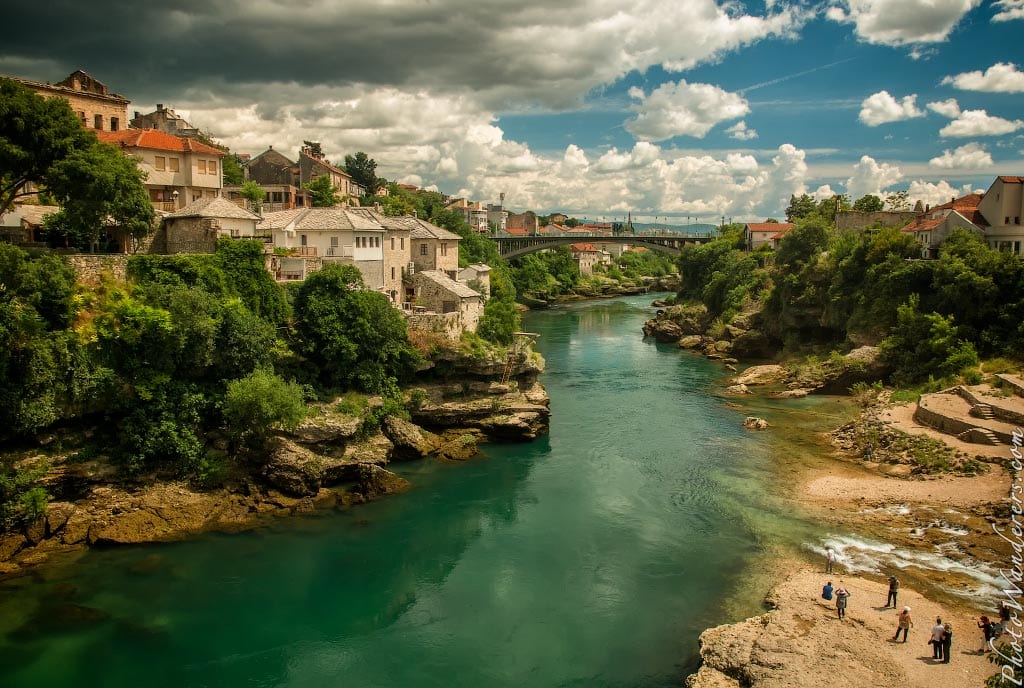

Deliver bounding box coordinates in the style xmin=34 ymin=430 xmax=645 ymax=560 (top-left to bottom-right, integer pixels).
xmin=507 ymin=211 xmax=539 ymax=235
xmin=978 ymin=176 xmax=1024 ymax=253
xmin=409 ymin=218 xmax=461 ymax=279
xmin=571 ymin=243 xmax=611 ymax=276
xmin=902 ymin=193 xmax=987 ymax=258
xmin=96 ymin=129 xmax=224 ymax=211
xmin=14 ymin=70 xmax=129 ymax=133
xmin=458 ymin=263 xmax=491 ymax=298
xmin=409 ymin=270 xmax=484 ymax=335
xmin=162 ymin=197 xmax=263 ymax=253
xmin=744 ymin=222 xmax=795 ymax=250
xmin=130 ymin=104 xmax=200 ymax=137
xmin=298 ymin=146 xmax=365 ymax=200
xmin=262 ymin=207 xmax=385 ymax=288
xmin=447 ymin=198 xmax=489 ymax=233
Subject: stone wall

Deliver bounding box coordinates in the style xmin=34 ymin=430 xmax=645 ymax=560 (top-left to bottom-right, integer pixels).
xmin=165 ymin=217 xmax=219 ymax=254
xmin=66 ymin=254 xmax=130 ymax=286
xmin=405 ymin=312 xmax=463 ymax=341
xmin=836 ymin=210 xmax=918 ymax=232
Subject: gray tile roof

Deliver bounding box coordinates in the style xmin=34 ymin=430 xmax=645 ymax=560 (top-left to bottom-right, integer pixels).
xmin=408 ymin=218 xmax=462 ymax=241
xmin=166 ymin=196 xmax=261 ymax=220
xmin=260 ymin=207 xmax=384 ymax=231
xmin=414 ymin=270 xmax=481 ymax=298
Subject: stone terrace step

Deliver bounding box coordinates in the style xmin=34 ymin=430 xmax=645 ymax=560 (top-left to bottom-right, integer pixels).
xmin=915 ymin=391 xmax=1018 ymax=445
xmin=996 ymin=373 xmax=1024 ymax=399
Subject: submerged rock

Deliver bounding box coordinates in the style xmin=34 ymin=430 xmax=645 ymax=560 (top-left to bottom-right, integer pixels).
xmin=742 ymin=417 xmax=770 ymax=430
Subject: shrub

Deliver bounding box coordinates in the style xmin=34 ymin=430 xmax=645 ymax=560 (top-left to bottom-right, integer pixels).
xmin=223 ymin=369 xmax=307 ymax=449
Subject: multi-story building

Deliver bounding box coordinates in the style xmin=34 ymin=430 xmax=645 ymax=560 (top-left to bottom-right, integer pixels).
xmin=130 ymin=104 xmax=200 ymax=137
xmin=298 ymin=145 xmax=365 ymax=200
xmin=409 ymin=218 xmax=461 ymax=279
xmin=96 ymin=129 xmax=225 ymax=211
xmin=447 ymin=198 xmax=489 ymax=233
xmin=13 ymin=69 xmax=129 ymax=132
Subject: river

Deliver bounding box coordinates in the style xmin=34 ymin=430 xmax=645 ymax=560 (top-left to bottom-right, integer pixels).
xmin=0 ymin=294 xmax=830 ymax=687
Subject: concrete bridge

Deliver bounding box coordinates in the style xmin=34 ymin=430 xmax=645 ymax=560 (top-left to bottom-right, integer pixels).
xmin=491 ymin=233 xmax=715 ymax=259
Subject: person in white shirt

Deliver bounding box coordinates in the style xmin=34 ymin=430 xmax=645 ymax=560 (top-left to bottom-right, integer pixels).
xmin=931 ymin=617 xmax=946 ymax=660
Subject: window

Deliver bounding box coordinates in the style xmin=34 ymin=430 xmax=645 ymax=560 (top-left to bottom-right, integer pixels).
xmin=390 ymin=237 xmax=395 ymax=250
xmin=391 ymin=267 xmax=395 ymax=279
xmin=208 ymin=160 xmax=217 ymax=174
xmin=94 ymin=114 xmax=103 ymax=129
xmin=400 ymin=238 xmax=405 ymax=250
xmin=1016 ymin=217 xmax=1021 ymax=225
xmin=375 ymin=236 xmax=381 ymax=247
xmin=169 ymin=158 xmax=179 ymax=172
xmin=198 ymin=160 xmax=207 ymax=174
xmin=78 ymin=111 xmax=86 ymax=124
xmin=110 ymin=117 xmax=119 ymax=132
xmin=419 ymin=243 xmax=428 ymax=256
xmin=441 ymin=243 xmax=447 ymax=256
xmin=1016 ymin=241 xmax=1021 ymax=255
xmin=154 ymin=156 xmax=166 ymax=171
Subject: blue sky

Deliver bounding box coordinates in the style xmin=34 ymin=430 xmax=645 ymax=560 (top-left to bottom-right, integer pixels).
xmin=2 ymin=0 xmax=1022 ymax=221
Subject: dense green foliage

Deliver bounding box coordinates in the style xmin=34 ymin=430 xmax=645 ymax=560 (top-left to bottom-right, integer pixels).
xmin=224 ymin=369 xmax=307 ymax=448
xmin=221 ymin=154 xmax=245 ymax=185
xmin=0 ymin=77 xmax=93 ymax=214
xmin=292 ymin=264 xmax=419 ymax=392
xmin=239 ymin=181 xmax=265 ymax=211
xmin=343 ymin=151 xmax=382 ymax=194
xmin=303 ymin=175 xmax=341 ymax=207
xmin=676 ymin=198 xmax=1022 ymax=384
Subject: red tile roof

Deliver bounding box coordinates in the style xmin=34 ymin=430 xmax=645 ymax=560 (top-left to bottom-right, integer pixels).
xmin=901 ymin=217 xmax=945 ymax=233
xmin=997 ymin=176 xmax=1024 ymax=184
xmin=571 ymin=242 xmax=599 ymax=252
xmin=746 ymin=222 xmax=795 ymax=233
xmin=96 ymin=129 xmax=225 ymax=156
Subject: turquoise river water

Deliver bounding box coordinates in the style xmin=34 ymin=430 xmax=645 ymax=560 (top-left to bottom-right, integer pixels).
xmin=0 ymin=294 xmax=830 ymax=687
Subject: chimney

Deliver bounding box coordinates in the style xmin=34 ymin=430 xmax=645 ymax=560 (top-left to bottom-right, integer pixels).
xmin=134 ymin=111 xmax=140 ymax=119
xmin=951 ymin=196 xmax=956 ymax=203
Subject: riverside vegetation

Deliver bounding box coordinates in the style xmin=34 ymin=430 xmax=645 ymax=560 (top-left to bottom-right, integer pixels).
xmin=0 ymin=236 xmax=556 ymax=571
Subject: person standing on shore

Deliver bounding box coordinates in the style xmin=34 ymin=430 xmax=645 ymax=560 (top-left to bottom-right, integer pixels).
xmin=931 ymin=617 xmax=945 ymax=660
xmin=886 ymin=575 xmax=899 ymax=608
xmin=979 ymin=615 xmax=996 ymax=652
xmin=941 ymin=623 xmax=953 ymax=663
xmin=825 ymin=548 xmax=836 ymax=574
xmin=892 ymin=606 xmax=912 ymax=642
xmin=835 ymin=587 xmax=849 ymax=619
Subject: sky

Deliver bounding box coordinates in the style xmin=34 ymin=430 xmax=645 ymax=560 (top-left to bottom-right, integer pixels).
xmin=2 ymin=0 xmax=1023 ymax=223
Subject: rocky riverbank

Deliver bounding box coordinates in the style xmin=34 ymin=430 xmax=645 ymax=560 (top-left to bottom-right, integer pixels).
xmin=685 ymin=383 xmax=1013 ymax=687
xmin=0 ymin=350 xmax=550 ymax=579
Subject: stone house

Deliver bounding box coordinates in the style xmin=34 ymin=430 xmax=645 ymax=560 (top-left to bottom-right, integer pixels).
xmin=507 ymin=211 xmax=539 ymax=235
xmin=901 ymin=193 xmax=986 ymax=259
xmin=234 ymin=146 xmax=309 ymax=211
xmin=262 ymin=207 xmax=385 ymax=288
xmin=96 ymin=129 xmax=224 ymax=211
xmin=446 ymin=198 xmax=489 ymax=233
xmin=409 ymin=218 xmax=461 ymax=279
xmin=13 ymin=70 xmax=129 ymax=132
xmin=162 ymin=197 xmax=263 ymax=254
xmin=744 ymin=222 xmax=795 ymax=250
xmin=571 ymin=243 xmax=611 ymax=276
xmin=409 ymin=270 xmax=484 ymax=335
xmin=458 ymin=263 xmax=491 ymax=298
xmin=130 ymin=104 xmax=200 ymax=137
xmin=0 ymin=204 xmax=59 ymax=245
xmin=344 ymin=208 xmax=413 ymax=306
xmin=298 ymin=146 xmax=365 ymax=201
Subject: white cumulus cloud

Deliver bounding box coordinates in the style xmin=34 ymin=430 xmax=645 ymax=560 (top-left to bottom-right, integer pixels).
xmin=625 ymin=80 xmax=750 ymax=141
xmin=928 ymin=142 xmax=994 ymax=169
xmin=939 ymin=109 xmax=1024 ymax=137
xmin=859 ymin=90 xmax=925 ymax=126
xmin=927 ymin=98 xmax=962 ymax=118
xmin=993 ymin=0 xmax=1024 ymax=22
xmin=907 ymin=179 xmax=980 ymax=208
xmin=845 ymin=155 xmax=903 ymax=198
xmin=725 ymin=121 xmax=759 ymax=140
xmin=941 ymin=62 xmax=1024 ymax=92
xmin=827 ymin=0 xmax=982 ymax=46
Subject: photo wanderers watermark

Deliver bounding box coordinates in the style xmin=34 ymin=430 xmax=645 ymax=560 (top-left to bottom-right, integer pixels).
xmin=992 ymin=427 xmax=1024 ymax=684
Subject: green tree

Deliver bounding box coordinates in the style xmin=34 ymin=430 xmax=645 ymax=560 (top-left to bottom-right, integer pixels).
xmin=45 ymin=141 xmax=155 ymax=251
xmin=292 ymin=264 xmax=418 ymax=391
xmin=223 ymin=369 xmax=306 ymax=448
xmin=222 ymin=154 xmax=245 ymax=185
xmin=852 ymin=194 xmax=884 ymax=212
xmin=477 ymin=298 xmax=521 ymax=345
xmin=785 ymin=194 xmax=818 ymax=222
xmin=0 ymin=77 xmax=93 ymax=215
xmin=885 ymin=190 xmax=911 ymax=211
xmin=816 ymin=194 xmax=851 ymax=225
xmin=302 ymin=141 xmax=324 ymax=158
xmin=880 ymin=294 xmax=979 ymax=385
xmin=344 ymin=151 xmax=381 ymax=194
xmin=303 ymin=175 xmax=341 ymax=207
xmin=239 ymin=180 xmax=265 ymax=212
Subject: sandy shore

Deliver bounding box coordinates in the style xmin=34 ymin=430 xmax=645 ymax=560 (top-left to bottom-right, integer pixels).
xmin=688 ymin=396 xmax=1014 ymax=687
xmin=689 ymin=564 xmax=1002 ymax=688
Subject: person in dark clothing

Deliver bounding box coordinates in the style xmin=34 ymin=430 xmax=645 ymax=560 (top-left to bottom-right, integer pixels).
xmin=941 ymin=623 xmax=953 ymax=663
xmin=886 ymin=575 xmax=899 ymax=607
xmin=822 ymin=581 xmax=833 ymax=601
xmin=835 ymin=587 xmax=849 ymax=619
xmin=979 ymin=615 xmax=996 ymax=652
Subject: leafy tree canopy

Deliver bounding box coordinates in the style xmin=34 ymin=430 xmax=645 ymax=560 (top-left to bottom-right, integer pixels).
xmin=222 ymin=154 xmax=245 ymax=185
xmin=852 ymin=194 xmax=884 ymax=212
xmin=344 ymin=151 xmax=381 ymax=194
xmin=0 ymin=78 xmax=94 ymax=215
xmin=303 ymin=175 xmax=341 ymax=207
